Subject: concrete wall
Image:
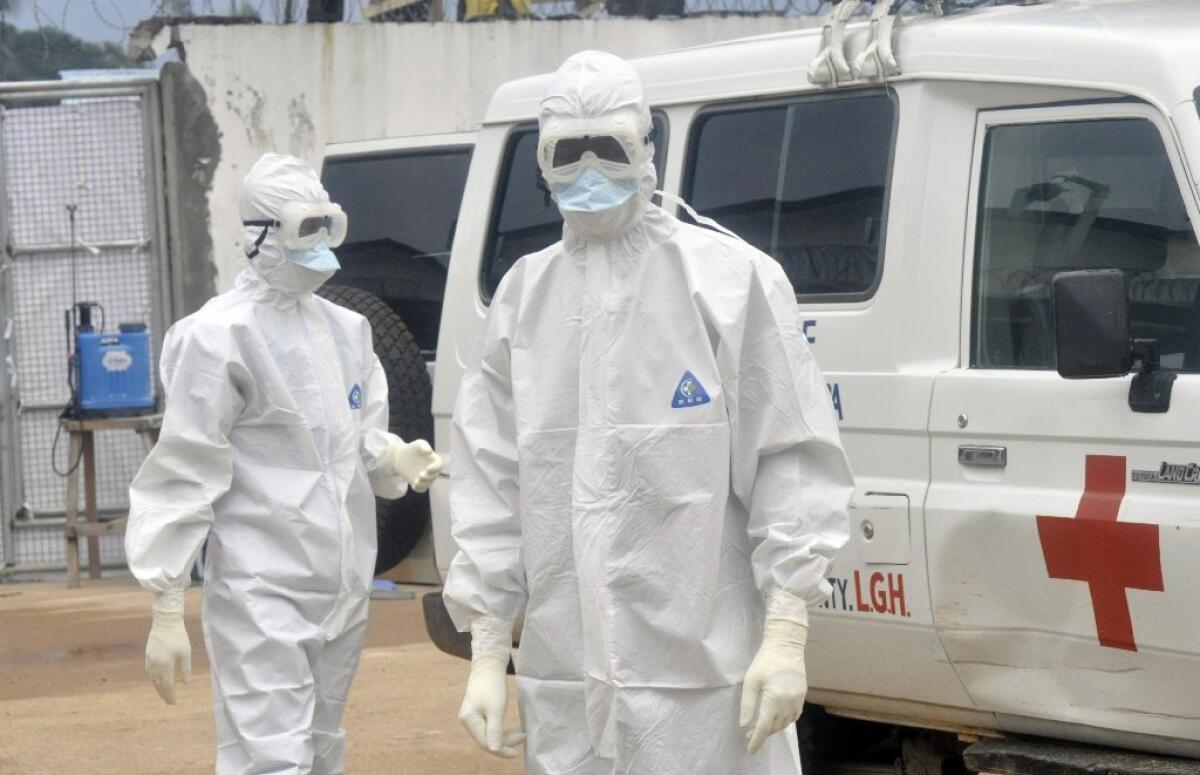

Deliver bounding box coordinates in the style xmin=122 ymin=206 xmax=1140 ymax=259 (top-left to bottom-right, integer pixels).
xmin=154 ymin=17 xmax=819 ymax=308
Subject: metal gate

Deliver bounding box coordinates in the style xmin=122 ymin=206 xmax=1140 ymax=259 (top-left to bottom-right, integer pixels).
xmin=0 ymin=77 xmax=170 ymax=573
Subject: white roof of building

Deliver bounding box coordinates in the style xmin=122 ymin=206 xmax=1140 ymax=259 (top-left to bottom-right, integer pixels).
xmin=484 ymin=0 xmax=1200 ymax=124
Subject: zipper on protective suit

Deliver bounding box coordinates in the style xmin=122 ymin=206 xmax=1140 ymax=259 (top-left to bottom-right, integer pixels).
xmin=296 ymin=299 xmax=361 ymax=641
xmin=576 ymin=237 xmax=621 ymax=758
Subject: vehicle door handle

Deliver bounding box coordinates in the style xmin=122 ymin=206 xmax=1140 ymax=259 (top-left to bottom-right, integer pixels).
xmin=958 ymin=445 xmax=1007 ymax=468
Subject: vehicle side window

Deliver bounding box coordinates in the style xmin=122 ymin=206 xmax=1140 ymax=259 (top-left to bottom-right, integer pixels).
xmin=481 ymin=128 xmax=559 ymax=300
xmin=481 ymin=116 xmax=667 ymax=301
xmin=323 ymin=148 xmax=471 ymax=261
xmin=321 ymin=147 xmax=472 ymax=352
xmin=686 ymin=106 xmax=787 ymax=251
xmin=972 ymin=118 xmax=1200 ymax=372
xmin=683 ymin=91 xmax=894 ymax=298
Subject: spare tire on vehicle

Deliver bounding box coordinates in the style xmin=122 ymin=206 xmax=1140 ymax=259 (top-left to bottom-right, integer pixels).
xmin=316 ymin=284 xmax=433 ymax=574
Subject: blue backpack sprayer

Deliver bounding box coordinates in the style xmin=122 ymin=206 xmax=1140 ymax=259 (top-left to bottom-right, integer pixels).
xmin=61 ymin=204 xmax=155 ymax=421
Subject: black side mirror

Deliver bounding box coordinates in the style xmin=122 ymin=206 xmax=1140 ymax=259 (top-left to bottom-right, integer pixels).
xmin=1053 ymin=269 xmax=1132 ymax=378
xmin=1052 ymin=269 xmax=1175 ymax=412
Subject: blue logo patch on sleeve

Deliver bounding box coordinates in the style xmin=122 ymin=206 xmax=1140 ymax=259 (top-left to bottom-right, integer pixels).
xmin=671 ymin=371 xmax=711 ymax=408
xmin=348 ymin=384 xmax=362 ymax=409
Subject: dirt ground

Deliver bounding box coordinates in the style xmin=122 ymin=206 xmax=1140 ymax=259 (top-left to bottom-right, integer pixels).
xmin=0 ymin=577 xmax=524 ymax=775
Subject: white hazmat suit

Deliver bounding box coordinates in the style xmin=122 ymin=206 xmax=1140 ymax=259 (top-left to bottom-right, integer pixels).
xmin=126 ymin=154 xmax=440 ymax=774
xmin=444 ymin=52 xmax=853 ymax=774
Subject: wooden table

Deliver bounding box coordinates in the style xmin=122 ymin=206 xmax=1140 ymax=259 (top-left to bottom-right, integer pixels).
xmin=61 ymin=414 xmax=162 ymax=587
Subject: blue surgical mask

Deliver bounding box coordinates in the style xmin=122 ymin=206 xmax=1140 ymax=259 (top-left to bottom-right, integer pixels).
xmin=550 ymin=167 xmax=640 ymax=213
xmin=282 ymin=243 xmax=340 ymax=272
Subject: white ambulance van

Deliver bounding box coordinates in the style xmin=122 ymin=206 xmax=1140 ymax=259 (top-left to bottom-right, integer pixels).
xmin=418 ymin=1 xmax=1200 ymax=770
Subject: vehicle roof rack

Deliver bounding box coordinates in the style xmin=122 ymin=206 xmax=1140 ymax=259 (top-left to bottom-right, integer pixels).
xmin=808 ymin=0 xmax=1045 ymax=86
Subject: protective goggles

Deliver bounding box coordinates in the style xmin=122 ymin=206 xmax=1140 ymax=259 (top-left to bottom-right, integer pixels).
xmin=537 ymin=113 xmax=649 ymax=184
xmin=244 ymin=201 xmax=348 ymax=258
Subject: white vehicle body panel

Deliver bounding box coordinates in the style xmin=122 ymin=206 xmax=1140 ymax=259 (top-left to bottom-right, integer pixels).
xmin=324 ymin=130 xmax=478 ymax=160
xmin=430 ymin=0 xmax=1200 ymax=756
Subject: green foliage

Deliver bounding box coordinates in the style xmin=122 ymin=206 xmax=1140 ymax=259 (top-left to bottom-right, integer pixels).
xmin=0 ymin=23 xmax=134 ymax=81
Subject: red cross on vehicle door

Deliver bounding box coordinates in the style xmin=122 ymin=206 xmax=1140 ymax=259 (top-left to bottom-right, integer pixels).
xmin=1036 ymin=455 xmax=1163 ymax=652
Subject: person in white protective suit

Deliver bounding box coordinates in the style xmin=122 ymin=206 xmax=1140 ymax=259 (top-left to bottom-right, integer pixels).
xmin=125 ymin=153 xmax=443 ymax=774
xmin=443 ymin=51 xmax=854 ymax=775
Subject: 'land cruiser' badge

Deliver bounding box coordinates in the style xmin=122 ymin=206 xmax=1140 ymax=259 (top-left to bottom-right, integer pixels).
xmin=1131 ymin=462 xmax=1200 ymax=486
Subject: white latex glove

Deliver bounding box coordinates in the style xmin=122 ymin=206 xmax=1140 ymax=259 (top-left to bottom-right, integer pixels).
xmin=145 ymin=589 xmax=191 ymax=705
xmin=458 ymin=615 xmax=525 ymax=759
xmin=386 ymin=439 xmax=443 ymax=494
xmin=740 ymin=590 xmax=809 ymax=755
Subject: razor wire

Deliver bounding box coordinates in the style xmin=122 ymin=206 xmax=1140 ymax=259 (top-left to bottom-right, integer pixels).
xmin=367 ymin=0 xmax=1031 ymax=25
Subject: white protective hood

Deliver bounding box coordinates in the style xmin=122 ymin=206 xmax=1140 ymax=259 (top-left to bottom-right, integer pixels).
xmin=539 ymin=50 xmax=656 ymax=242
xmin=239 ymin=153 xmax=336 ymax=297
